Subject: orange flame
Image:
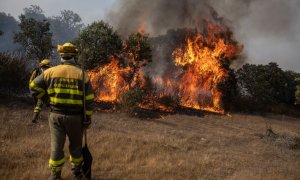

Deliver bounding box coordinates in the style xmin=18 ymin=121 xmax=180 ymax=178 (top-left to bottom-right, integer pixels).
xmin=171 ymin=24 xmax=239 ymax=113
xmin=89 ymin=57 xmax=130 ymax=102
xmin=89 ymin=20 xmax=240 ymax=114
xmin=138 ymin=21 xmax=145 ymax=34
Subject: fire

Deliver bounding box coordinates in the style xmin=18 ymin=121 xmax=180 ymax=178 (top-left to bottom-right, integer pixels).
xmin=138 ymin=21 xmax=145 ymax=34
xmin=89 ymin=17 xmax=241 ymax=114
xmin=171 ymin=29 xmax=238 ymax=113
xmin=89 ymin=56 xmax=130 ymax=102
xmin=155 ymin=22 xmax=240 ymax=114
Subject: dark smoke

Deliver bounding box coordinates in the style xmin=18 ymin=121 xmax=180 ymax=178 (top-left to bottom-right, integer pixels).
xmin=108 ymin=0 xmax=300 ymax=72
xmin=109 ymin=0 xmax=244 ymax=77
xmin=109 ymin=0 xmax=213 ymax=37
xmin=109 ymin=0 xmax=299 ymax=39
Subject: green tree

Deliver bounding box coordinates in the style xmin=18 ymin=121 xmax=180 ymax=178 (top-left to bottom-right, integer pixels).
xmin=218 ymin=68 xmax=238 ymax=112
xmin=296 ymin=77 xmax=300 ymax=105
xmin=49 ymin=10 xmax=83 ymax=44
xmin=23 ymin=5 xmax=46 ymax=21
xmin=282 ymin=71 xmax=299 ymax=105
xmin=14 ymin=15 xmax=53 ymax=61
xmin=75 ymin=21 xmax=122 ymax=69
xmin=123 ymin=33 xmax=152 ymax=88
xmin=236 ymin=62 xmax=298 ymax=110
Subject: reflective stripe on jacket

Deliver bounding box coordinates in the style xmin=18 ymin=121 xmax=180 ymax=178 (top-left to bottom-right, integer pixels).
xmin=30 ymin=61 xmax=94 ymax=115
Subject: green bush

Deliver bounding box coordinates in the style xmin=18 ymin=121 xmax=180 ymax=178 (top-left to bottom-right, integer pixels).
xmin=119 ymin=88 xmax=145 ymax=116
xmin=235 ymin=63 xmax=299 ymax=113
xmin=0 ymin=53 xmax=30 ymax=95
xmin=296 ymin=77 xmax=300 ymax=105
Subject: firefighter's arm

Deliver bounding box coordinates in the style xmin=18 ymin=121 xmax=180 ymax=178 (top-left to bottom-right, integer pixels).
xmin=29 ymin=70 xmax=37 ymax=85
xmin=29 ymin=73 xmax=46 ymax=99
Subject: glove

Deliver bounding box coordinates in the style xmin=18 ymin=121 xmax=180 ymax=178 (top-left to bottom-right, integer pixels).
xmin=83 ymin=116 xmax=91 ymax=129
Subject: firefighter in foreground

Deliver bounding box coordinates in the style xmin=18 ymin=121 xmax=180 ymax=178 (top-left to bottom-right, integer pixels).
xmin=30 ymin=43 xmax=94 ymax=180
xmin=29 ymin=59 xmax=51 ymax=123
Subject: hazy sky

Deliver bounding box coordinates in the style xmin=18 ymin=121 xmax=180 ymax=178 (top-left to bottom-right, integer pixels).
xmin=0 ymin=0 xmax=116 ymax=24
xmin=0 ymin=0 xmax=299 ymax=72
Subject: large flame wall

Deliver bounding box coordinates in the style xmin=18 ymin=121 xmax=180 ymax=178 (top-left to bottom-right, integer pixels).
xmin=89 ymin=21 xmax=241 ymax=114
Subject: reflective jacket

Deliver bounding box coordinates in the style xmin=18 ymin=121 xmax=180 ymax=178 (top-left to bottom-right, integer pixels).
xmin=29 ymin=67 xmax=41 ymax=84
xmin=30 ymin=61 xmax=94 ymax=116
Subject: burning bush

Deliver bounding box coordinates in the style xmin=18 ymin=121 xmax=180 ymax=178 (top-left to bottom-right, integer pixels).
xmin=123 ymin=33 xmax=152 ymax=88
xmin=88 ymin=33 xmax=153 ymax=104
xmin=89 ymin=16 xmax=242 ymax=114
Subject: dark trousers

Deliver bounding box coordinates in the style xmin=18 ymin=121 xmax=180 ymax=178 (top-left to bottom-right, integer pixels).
xmin=48 ymin=112 xmax=83 ymax=168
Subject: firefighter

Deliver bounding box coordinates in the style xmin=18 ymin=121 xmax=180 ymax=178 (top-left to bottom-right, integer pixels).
xmin=30 ymin=43 xmax=94 ymax=180
xmin=30 ymin=59 xmax=51 ymax=123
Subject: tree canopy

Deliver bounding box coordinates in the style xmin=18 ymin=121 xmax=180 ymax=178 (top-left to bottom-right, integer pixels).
xmin=23 ymin=5 xmax=47 ymax=21
xmin=49 ymin=10 xmax=83 ymax=45
xmin=75 ymin=21 xmax=122 ymax=69
xmin=236 ymin=62 xmax=298 ymax=108
xmin=295 ymin=77 xmax=300 ymax=105
xmin=14 ymin=15 xmax=53 ymax=61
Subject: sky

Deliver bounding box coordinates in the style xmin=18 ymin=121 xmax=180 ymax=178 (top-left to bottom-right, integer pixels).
xmin=0 ymin=0 xmax=299 ymax=72
xmin=0 ymin=0 xmax=116 ymax=24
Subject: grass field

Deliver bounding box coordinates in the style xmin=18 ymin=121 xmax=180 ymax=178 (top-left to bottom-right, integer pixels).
xmin=0 ymin=102 xmax=300 ymax=180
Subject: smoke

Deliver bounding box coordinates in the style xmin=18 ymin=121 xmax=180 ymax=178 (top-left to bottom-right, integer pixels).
xmin=0 ymin=12 xmax=20 ymax=52
xmin=108 ymin=0 xmax=300 ymax=72
xmin=109 ymin=0 xmax=213 ymax=36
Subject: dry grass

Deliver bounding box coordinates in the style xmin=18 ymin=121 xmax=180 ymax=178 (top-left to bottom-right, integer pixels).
xmin=0 ymin=103 xmax=300 ymax=180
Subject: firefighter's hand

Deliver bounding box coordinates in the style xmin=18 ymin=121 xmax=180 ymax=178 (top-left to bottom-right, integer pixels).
xmin=83 ymin=116 xmax=91 ymax=129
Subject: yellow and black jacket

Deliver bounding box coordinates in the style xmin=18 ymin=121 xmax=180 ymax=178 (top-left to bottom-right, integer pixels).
xmin=29 ymin=67 xmax=42 ymax=84
xmin=30 ymin=61 xmax=94 ymax=116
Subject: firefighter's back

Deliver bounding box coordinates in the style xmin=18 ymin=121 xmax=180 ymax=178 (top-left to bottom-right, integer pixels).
xmin=43 ymin=63 xmax=87 ymax=114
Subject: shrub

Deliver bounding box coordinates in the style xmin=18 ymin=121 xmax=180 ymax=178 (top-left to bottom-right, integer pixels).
xmin=263 ymin=127 xmax=300 ymax=150
xmin=0 ymin=52 xmax=30 ymax=95
xmin=119 ymin=88 xmax=145 ymax=116
xmin=235 ymin=63 xmax=299 ymax=113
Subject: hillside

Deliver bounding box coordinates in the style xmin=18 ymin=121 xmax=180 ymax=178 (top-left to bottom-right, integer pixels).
xmin=0 ymin=103 xmax=300 ymax=179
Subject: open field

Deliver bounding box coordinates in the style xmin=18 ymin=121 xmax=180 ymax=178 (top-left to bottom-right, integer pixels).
xmin=0 ymin=102 xmax=300 ymax=180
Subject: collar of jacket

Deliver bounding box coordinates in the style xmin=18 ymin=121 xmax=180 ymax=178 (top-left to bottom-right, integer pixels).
xmin=61 ymin=58 xmax=77 ymax=66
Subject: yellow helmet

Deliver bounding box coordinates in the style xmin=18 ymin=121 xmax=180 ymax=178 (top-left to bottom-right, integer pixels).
xmin=57 ymin=43 xmax=78 ymax=58
xmin=39 ymin=59 xmax=51 ymax=68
